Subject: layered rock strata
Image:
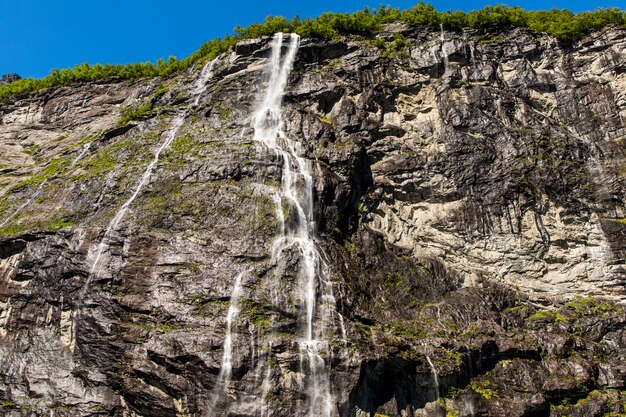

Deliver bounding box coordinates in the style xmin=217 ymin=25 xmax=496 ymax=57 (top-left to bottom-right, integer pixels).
xmin=0 ymin=25 xmax=625 ymax=416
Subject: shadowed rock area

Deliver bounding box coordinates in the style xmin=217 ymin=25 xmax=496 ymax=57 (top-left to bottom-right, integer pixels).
xmin=0 ymin=25 xmax=625 ymax=417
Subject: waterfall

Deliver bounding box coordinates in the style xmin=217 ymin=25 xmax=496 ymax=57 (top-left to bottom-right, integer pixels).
xmin=463 ymin=399 xmax=476 ymax=415
xmin=219 ymin=270 xmax=246 ymax=386
xmin=209 ymin=270 xmax=247 ymax=411
xmin=68 ymin=58 xmax=217 ymax=354
xmin=439 ymin=24 xmax=450 ymax=76
xmin=252 ymin=32 xmax=334 ymax=417
xmin=83 ymin=58 xmax=217 ymax=291
xmin=70 ymin=141 xmax=94 ymax=168
xmin=426 ymin=355 xmax=440 ymax=400
xmin=259 ymin=341 xmax=274 ymax=417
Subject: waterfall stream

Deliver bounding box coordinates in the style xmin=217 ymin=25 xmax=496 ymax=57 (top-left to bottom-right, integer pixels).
xmin=209 ymin=270 xmax=247 ymax=410
xmin=0 ymin=182 xmax=47 ymax=229
xmin=439 ymin=24 xmax=450 ymax=76
xmin=426 ymin=355 xmax=440 ymax=401
xmin=71 ymin=59 xmax=218 ymax=351
xmin=252 ymin=32 xmax=335 ymax=417
xmin=83 ymin=58 xmax=217 ymax=291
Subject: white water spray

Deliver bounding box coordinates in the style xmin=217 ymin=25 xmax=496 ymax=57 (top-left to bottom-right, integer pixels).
xmin=259 ymin=341 xmax=274 ymax=417
xmin=220 ymin=270 xmax=246 ymax=384
xmin=71 ymin=141 xmax=94 ymax=168
xmin=463 ymin=399 xmax=476 ymax=415
xmin=209 ymin=270 xmax=247 ymax=412
xmin=83 ymin=59 xmax=217 ymax=289
xmin=252 ymin=33 xmax=335 ymax=417
xmin=440 ymin=24 xmax=450 ymax=76
xmin=426 ymin=355 xmax=440 ymax=401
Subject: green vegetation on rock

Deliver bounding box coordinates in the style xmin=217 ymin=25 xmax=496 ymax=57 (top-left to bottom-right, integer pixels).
xmin=12 ymin=156 xmax=69 ymax=190
xmin=1 ymin=3 xmax=623 ymax=103
xmin=232 ymin=4 xmax=626 ymax=42
xmin=527 ymin=298 xmax=623 ymax=324
xmin=117 ymin=102 xmax=154 ymax=127
xmin=0 ymin=215 xmax=74 ymax=236
xmin=240 ymin=299 xmax=273 ymax=329
xmin=76 ymin=139 xmax=131 ymax=178
xmin=470 ymin=379 xmax=500 ymax=400
xmin=0 ymin=37 xmax=236 ymax=102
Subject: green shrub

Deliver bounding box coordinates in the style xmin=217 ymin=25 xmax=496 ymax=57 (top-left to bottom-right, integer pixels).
xmin=390 ymin=33 xmax=408 ymax=50
xmin=0 ymin=37 xmax=237 ymax=103
xmin=117 ymin=102 xmax=154 ymax=127
xmin=1 ymin=3 xmax=623 ymax=102
xmin=400 ymin=2 xmax=441 ymax=26
xmin=470 ymin=379 xmax=500 ymax=400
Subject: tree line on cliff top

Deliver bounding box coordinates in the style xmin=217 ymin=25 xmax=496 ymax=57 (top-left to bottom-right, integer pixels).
xmin=1 ymin=2 xmax=624 ymax=102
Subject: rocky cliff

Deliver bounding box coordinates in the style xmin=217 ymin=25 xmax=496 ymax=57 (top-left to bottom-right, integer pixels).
xmin=0 ymin=74 xmax=21 ymax=86
xmin=0 ymin=24 xmax=625 ymax=417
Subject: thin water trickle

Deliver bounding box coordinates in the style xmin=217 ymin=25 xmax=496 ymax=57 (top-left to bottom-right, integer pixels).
xmin=336 ymin=311 xmax=348 ymax=351
xmin=219 ymin=270 xmax=246 ymax=384
xmin=426 ymin=355 xmax=440 ymax=401
xmin=439 ymin=24 xmax=450 ymax=76
xmin=67 ymin=58 xmax=217 ymax=356
xmin=463 ymin=399 xmax=476 ymax=416
xmin=0 ymin=139 xmax=94 ymax=229
xmin=82 ymin=58 xmax=217 ymax=295
xmin=464 ymin=28 xmax=477 ymax=70
xmin=70 ymin=142 xmax=94 ymax=168
xmin=209 ymin=270 xmax=247 ymax=412
xmin=251 ymin=32 xmax=335 ymax=417
xmin=469 ymin=42 xmax=477 ymax=68
xmin=0 ymin=184 xmax=46 ymax=229
xmin=259 ymin=341 xmax=274 ymax=417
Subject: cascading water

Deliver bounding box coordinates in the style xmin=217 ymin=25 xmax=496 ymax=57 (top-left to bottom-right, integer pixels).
xmin=462 ymin=29 xmax=477 ymax=70
xmin=251 ymin=32 xmax=335 ymax=417
xmin=69 ymin=59 xmax=218 ymax=352
xmin=83 ymin=58 xmax=217 ymax=291
xmin=209 ymin=270 xmax=247 ymax=411
xmin=426 ymin=355 xmax=440 ymax=401
xmin=439 ymin=24 xmax=450 ymax=76
xmin=71 ymin=141 xmax=94 ymax=167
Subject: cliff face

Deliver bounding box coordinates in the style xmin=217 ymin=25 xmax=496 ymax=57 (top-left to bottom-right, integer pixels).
xmin=0 ymin=25 xmax=625 ymax=417
xmin=0 ymin=74 xmax=21 ymax=86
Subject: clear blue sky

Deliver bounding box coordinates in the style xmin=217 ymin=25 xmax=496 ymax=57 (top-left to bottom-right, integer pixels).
xmin=1 ymin=0 xmax=623 ymax=79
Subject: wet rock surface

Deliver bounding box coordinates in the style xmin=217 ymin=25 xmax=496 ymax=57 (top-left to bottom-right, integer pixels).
xmin=0 ymin=27 xmax=625 ymax=416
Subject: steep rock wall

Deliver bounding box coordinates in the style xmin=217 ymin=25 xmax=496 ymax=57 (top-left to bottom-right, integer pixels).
xmin=0 ymin=26 xmax=624 ymax=417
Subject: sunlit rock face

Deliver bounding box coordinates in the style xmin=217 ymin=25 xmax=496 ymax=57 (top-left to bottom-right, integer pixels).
xmin=0 ymin=26 xmax=624 ymax=417
xmin=0 ymin=74 xmax=21 ymax=86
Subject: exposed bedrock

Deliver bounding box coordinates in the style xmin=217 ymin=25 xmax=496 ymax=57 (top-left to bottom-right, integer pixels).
xmin=0 ymin=26 xmax=624 ymax=416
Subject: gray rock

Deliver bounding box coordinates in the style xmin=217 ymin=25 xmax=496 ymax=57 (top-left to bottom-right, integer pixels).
xmin=0 ymin=26 xmax=625 ymax=416
xmin=0 ymin=73 xmax=21 ymax=85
